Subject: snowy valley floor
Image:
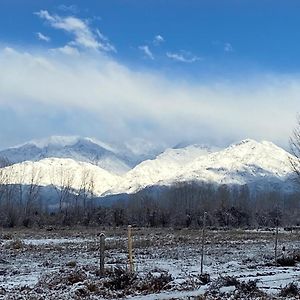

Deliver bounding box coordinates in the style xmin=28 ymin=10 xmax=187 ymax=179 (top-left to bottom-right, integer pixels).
xmin=0 ymin=227 xmax=300 ymax=299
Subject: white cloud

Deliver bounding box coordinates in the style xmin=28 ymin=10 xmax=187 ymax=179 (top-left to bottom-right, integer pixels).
xmin=36 ymin=32 xmax=51 ymax=42
xmin=139 ymin=45 xmax=154 ymax=60
xmin=57 ymin=4 xmax=79 ymax=14
xmin=50 ymin=45 xmax=80 ymax=56
xmin=35 ymin=10 xmax=115 ymax=52
xmin=153 ymin=35 xmax=164 ymax=45
xmin=166 ymin=51 xmax=201 ymax=63
xmin=0 ymin=46 xmax=298 ymax=148
xmin=224 ymin=42 xmax=234 ymax=52
xmin=35 ymin=10 xmax=55 ymax=22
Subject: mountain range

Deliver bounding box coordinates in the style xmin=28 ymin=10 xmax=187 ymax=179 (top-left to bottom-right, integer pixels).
xmin=0 ymin=136 xmax=160 ymax=175
xmin=0 ymin=136 xmax=298 ymax=197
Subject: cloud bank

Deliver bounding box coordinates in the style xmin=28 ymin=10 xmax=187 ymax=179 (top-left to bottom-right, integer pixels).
xmin=0 ymin=44 xmax=298 ymax=149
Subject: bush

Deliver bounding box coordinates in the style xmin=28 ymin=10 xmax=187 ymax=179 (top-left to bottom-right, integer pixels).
xmin=292 ymin=250 xmax=300 ymax=262
xmin=210 ymin=276 xmax=266 ymax=298
xmin=1 ymin=233 xmax=12 ymax=240
xmin=67 ymin=271 xmax=87 ymax=284
xmin=235 ymin=279 xmax=267 ymax=298
xmin=277 ymin=257 xmax=296 ymax=267
xmin=279 ymin=282 xmax=299 ymax=297
xmin=6 ymin=239 xmax=24 ymax=250
xmin=219 ymin=275 xmax=239 ymax=287
xmin=104 ymin=267 xmax=136 ymax=290
xmin=103 ymin=267 xmax=173 ymax=295
xmin=237 ymin=279 xmax=259 ymax=294
xmin=198 ymin=273 xmax=210 ymax=284
xmin=139 ymin=271 xmax=172 ymax=292
xmin=37 ymin=268 xmax=87 ymax=289
xmin=199 ymin=273 xmax=210 ymax=284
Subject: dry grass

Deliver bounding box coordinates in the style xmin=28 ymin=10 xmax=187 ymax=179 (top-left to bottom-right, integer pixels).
xmin=1 ymin=226 xmax=300 ymax=299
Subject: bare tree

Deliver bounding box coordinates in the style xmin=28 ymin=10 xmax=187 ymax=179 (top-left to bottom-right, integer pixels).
xmin=15 ymin=164 xmax=26 ymax=207
xmin=290 ymin=114 xmax=300 ymax=178
xmin=72 ymin=168 xmax=94 ymax=220
xmin=80 ymin=169 xmax=96 ymax=225
xmin=50 ymin=163 xmax=75 ymax=214
xmin=0 ymin=161 xmax=18 ymax=227
xmin=23 ymin=165 xmax=42 ymax=225
xmin=80 ymin=169 xmax=93 ymax=209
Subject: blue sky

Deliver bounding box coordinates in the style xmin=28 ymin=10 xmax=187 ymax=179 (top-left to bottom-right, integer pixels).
xmin=0 ymin=1 xmax=299 ymax=149
xmin=2 ymin=0 xmax=300 ymax=75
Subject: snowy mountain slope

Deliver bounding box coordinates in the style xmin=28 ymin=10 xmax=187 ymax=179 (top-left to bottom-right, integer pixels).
xmin=2 ymin=157 xmax=121 ymax=196
xmin=0 ymin=144 xmax=216 ymax=196
xmin=0 ymin=136 xmax=131 ymax=175
xmin=111 ymin=144 xmax=217 ymax=194
xmin=176 ymin=139 xmax=296 ymax=188
xmin=0 ymin=139 xmax=298 ymax=197
xmin=0 ymin=144 xmax=215 ymax=196
xmin=111 ymin=139 xmax=298 ymax=194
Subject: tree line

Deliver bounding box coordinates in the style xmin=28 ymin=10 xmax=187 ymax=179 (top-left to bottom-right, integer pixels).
xmin=0 ymin=175 xmax=299 ymax=228
xmin=0 ymin=157 xmax=96 ymax=228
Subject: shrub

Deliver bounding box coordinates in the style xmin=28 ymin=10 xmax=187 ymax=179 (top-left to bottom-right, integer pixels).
xmin=277 ymin=257 xmax=296 ymax=267
xmin=199 ymin=273 xmax=210 ymax=284
xmin=220 ymin=275 xmax=239 ymax=287
xmin=104 ymin=267 xmax=136 ymax=290
xmin=67 ymin=271 xmax=87 ymax=284
xmin=139 ymin=271 xmax=172 ymax=292
xmin=6 ymin=239 xmax=24 ymax=250
xmin=237 ymin=279 xmax=260 ymax=294
xmin=279 ymin=282 xmax=299 ymax=297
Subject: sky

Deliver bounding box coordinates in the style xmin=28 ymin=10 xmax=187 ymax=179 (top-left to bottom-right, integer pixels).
xmin=0 ymin=0 xmax=300 ymax=150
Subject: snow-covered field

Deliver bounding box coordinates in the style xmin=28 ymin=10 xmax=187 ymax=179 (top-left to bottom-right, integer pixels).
xmin=0 ymin=228 xmax=300 ymax=299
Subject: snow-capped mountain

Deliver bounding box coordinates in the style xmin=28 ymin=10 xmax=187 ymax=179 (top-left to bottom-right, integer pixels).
xmin=0 ymin=138 xmax=298 ymax=197
xmin=112 ymin=144 xmax=216 ymax=194
xmin=0 ymin=136 xmax=134 ymax=175
xmin=0 ymin=136 xmax=165 ymax=175
xmin=111 ymin=139 xmax=298 ymax=194
xmin=2 ymin=157 xmax=121 ymax=196
xmin=175 ymin=139 xmax=297 ymax=190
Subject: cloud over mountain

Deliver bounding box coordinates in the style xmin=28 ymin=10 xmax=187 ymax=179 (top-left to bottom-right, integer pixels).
xmin=0 ymin=44 xmax=298 ymax=149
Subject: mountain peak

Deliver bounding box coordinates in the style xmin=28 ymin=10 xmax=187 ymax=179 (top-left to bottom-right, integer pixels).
xmin=229 ymin=139 xmax=259 ymax=148
xmin=227 ymin=139 xmax=290 ymax=155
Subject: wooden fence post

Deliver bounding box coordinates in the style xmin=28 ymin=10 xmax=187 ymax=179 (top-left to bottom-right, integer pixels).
xmin=100 ymin=233 xmax=105 ymax=276
xmin=128 ymin=225 xmax=134 ymax=273
xmin=275 ymin=221 xmax=279 ymax=265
